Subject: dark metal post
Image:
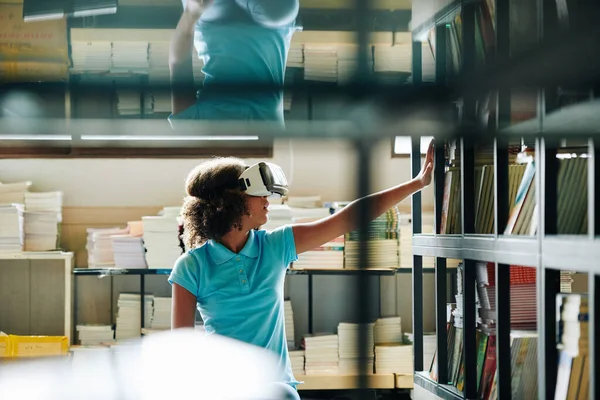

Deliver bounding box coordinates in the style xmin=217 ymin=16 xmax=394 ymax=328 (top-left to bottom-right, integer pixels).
xmin=412 ymin=135 xmax=424 ymax=373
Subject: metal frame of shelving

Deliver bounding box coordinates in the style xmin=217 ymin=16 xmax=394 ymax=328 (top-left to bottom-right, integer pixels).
xmin=410 ymin=1 xmax=600 ymax=400
xmin=2 ymin=0 xmax=599 ymax=397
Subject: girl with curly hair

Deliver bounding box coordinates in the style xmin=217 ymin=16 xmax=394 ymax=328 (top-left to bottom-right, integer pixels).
xmin=169 ymin=141 xmax=434 ymax=398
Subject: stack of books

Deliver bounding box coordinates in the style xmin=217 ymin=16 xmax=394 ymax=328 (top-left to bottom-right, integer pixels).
xmin=70 ymin=41 xmax=112 ymax=73
xmin=303 ymin=44 xmax=337 ymax=82
xmin=142 ymin=212 xmax=182 ymax=269
xmin=343 ymin=205 xmax=401 ymax=270
xmin=111 ymin=41 xmax=149 ymax=74
xmin=0 ymin=204 xmax=24 ymax=253
xmin=86 ymin=227 xmax=128 ymax=268
xmin=303 ymin=333 xmax=339 ymax=375
xmin=374 ymin=316 xmax=402 ymax=345
xmin=76 ymin=324 xmax=115 ymax=346
xmin=289 ymin=349 xmax=305 ymax=375
xmin=115 ymin=293 xmax=154 ymax=341
xmin=284 ymin=300 xmax=296 ymax=348
xmin=23 ymin=191 xmax=63 ymax=251
xmin=374 ymin=344 xmax=413 ymax=374
xmin=337 ymin=322 xmax=375 ymax=374
xmin=150 ymin=297 xmax=172 ymax=331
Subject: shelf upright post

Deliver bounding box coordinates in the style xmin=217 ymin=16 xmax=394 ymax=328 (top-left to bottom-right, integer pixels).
xmin=540 ymin=135 xmax=560 ymax=400
xmin=354 ymin=0 xmax=372 ymax=392
xmin=431 ymin=21 xmax=449 ymax=385
xmin=140 ymin=274 xmax=145 ymax=334
xmin=411 ymin=24 xmax=425 ymax=374
xmin=493 ymin=0 xmax=512 ymax=398
xmin=588 ymin=138 xmax=599 ymax=400
xmin=461 ymin=2 xmax=478 ymax=398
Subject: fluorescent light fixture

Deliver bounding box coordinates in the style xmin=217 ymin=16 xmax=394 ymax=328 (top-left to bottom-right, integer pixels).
xmin=0 ymin=134 xmax=71 ymax=141
xmin=73 ymin=6 xmax=117 ymax=17
xmin=80 ymin=135 xmax=260 ymax=141
xmin=23 ymin=12 xmax=65 ymax=22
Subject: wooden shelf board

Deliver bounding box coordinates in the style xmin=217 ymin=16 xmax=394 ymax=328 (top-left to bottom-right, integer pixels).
xmin=295 ymin=373 xmax=396 ymax=390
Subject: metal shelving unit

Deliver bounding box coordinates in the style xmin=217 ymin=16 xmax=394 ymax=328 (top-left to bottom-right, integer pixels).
xmin=410 ymin=0 xmax=600 ymax=399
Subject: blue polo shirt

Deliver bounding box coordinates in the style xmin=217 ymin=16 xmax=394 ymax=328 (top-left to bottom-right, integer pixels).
xmin=168 ymin=225 xmax=299 ymax=387
xmin=169 ymin=4 xmax=301 ymax=127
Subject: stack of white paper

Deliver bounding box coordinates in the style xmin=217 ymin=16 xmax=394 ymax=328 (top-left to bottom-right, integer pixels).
xmin=336 ymin=44 xmax=373 ymax=84
xmin=303 ymin=45 xmax=337 ymax=82
xmin=70 ymin=41 xmax=112 ymax=73
xmin=115 ymin=293 xmax=153 ymax=341
xmin=86 ymin=227 xmax=128 ymax=268
xmin=111 ymin=42 xmax=149 ymax=74
xmin=150 ymin=297 xmax=172 ymax=330
xmin=76 ymin=324 xmax=115 ymax=346
xmin=303 ymin=334 xmax=339 ymax=375
xmin=289 ymin=349 xmax=305 ymax=375
xmin=373 ymin=43 xmax=412 ymax=73
xmin=284 ymin=300 xmax=295 ymax=348
xmin=287 ymin=42 xmax=304 ymax=68
xmin=148 ymin=42 xmax=170 ymax=84
xmin=23 ymin=191 xmax=62 ymax=251
xmin=142 ymin=215 xmax=182 ymax=269
xmin=0 ymin=204 xmax=24 ymax=253
xmin=374 ymin=316 xmax=402 ymax=345
xmin=0 ymin=181 xmax=31 ymax=204
xmin=337 ymin=322 xmax=375 ymax=374
xmin=111 ymin=235 xmax=147 ymax=269
xmin=374 ymin=344 xmax=413 ymax=374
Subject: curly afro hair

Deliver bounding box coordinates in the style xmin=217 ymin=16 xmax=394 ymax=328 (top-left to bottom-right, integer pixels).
xmin=182 ymin=157 xmax=250 ymax=249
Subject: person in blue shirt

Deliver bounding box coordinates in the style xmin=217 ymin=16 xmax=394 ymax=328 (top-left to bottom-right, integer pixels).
xmin=168 ymin=0 xmax=300 ymax=126
xmin=168 ymin=141 xmax=435 ymax=399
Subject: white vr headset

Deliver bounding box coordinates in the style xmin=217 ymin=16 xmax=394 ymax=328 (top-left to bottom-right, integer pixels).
xmin=238 ymin=162 xmax=289 ymax=197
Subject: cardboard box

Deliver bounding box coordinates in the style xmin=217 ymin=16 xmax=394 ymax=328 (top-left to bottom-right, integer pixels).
xmin=0 ymin=3 xmax=68 ymax=62
xmin=0 ymin=60 xmax=68 ymax=81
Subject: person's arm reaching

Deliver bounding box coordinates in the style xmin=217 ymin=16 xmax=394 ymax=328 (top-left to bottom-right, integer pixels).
xmin=171 ymin=283 xmax=197 ymax=329
xmin=292 ymin=140 xmax=435 ymax=254
xmin=169 ymin=0 xmax=211 ymax=116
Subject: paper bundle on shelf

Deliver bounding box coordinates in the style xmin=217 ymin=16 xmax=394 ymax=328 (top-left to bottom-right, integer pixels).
xmin=0 ymin=181 xmax=31 ymax=205
xmin=0 ymin=204 xmax=24 ymax=253
xmin=148 ymin=42 xmax=170 ymax=84
xmin=70 ymin=41 xmax=112 ymax=73
xmin=303 ymin=333 xmax=339 ymax=375
xmin=374 ymin=343 xmax=413 ymax=374
xmin=373 ymin=43 xmax=411 ymax=73
xmin=76 ymin=324 xmax=115 ymax=346
xmin=23 ymin=191 xmax=62 ymax=251
xmin=292 ymin=235 xmax=344 ymax=269
xmin=115 ymin=293 xmax=153 ymax=341
xmin=303 ymin=45 xmax=337 ymax=82
xmin=111 ymin=235 xmax=147 ymax=269
xmin=284 ymin=300 xmax=296 ymax=348
xmin=337 ymin=322 xmax=375 ymax=374
xmin=374 ymin=316 xmax=402 ymax=345
xmin=287 ymin=42 xmax=303 ymax=68
xmin=86 ymin=227 xmax=128 ymax=268
xmin=150 ymin=297 xmax=172 ymax=330
xmin=336 ymin=44 xmax=373 ymax=84
xmin=289 ymin=349 xmax=305 ymax=375
xmin=142 ymin=210 xmax=182 ymax=269
xmin=111 ymin=41 xmax=149 ymax=74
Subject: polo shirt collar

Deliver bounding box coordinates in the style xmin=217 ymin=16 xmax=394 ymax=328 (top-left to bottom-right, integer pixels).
xmin=207 ymin=229 xmax=259 ymax=265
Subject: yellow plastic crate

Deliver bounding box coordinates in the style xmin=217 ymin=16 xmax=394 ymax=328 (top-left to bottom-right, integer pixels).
xmin=0 ymin=335 xmax=9 ymax=358
xmin=8 ymin=335 xmax=69 ymax=358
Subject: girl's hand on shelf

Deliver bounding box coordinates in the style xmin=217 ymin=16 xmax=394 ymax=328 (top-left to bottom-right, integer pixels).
xmin=417 ymin=139 xmax=434 ymax=188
